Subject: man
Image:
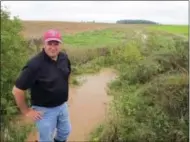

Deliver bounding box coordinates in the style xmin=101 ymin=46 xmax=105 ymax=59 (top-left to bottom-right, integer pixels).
xmin=12 ymin=29 xmax=71 ymax=142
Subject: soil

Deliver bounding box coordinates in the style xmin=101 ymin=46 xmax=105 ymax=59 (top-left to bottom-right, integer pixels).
xmin=21 ymin=21 xmax=117 ymax=38
xmin=21 ymin=20 xmax=148 ymax=39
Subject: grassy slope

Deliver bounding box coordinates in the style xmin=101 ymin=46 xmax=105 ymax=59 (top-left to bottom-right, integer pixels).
xmin=64 ymin=29 xmax=127 ymax=48
xmin=147 ymin=25 xmax=188 ymax=36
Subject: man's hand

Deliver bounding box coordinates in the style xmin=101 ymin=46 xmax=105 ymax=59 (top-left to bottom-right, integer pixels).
xmin=24 ymin=108 xmax=43 ymax=121
xmin=12 ymin=86 xmax=43 ymax=121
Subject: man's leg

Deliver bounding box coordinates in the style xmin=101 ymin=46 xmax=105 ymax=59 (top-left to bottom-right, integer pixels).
xmin=54 ymin=103 xmax=71 ymax=142
xmin=32 ymin=106 xmax=58 ymax=142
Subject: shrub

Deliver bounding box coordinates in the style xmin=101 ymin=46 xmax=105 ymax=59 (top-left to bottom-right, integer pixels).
xmin=90 ymin=30 xmax=189 ymax=142
xmin=1 ymin=7 xmax=32 ymax=142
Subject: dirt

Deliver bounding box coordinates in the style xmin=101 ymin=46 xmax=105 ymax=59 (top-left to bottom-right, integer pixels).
xmin=21 ymin=20 xmax=149 ymax=39
xmin=25 ymin=68 xmax=117 ymax=142
xmin=21 ymin=21 xmax=117 ymax=39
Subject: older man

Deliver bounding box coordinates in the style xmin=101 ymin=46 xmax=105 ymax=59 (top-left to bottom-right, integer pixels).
xmin=12 ymin=29 xmax=71 ymax=142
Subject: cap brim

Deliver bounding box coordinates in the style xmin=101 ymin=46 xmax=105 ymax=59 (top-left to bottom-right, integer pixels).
xmin=45 ymin=38 xmax=62 ymax=43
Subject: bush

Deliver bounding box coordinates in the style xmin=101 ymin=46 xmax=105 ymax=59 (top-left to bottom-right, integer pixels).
xmin=89 ymin=30 xmax=189 ymax=142
xmin=1 ymin=7 xmax=32 ymax=142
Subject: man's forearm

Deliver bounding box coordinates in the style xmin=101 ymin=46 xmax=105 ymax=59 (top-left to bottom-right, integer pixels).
xmin=12 ymin=86 xmax=29 ymax=114
xmin=14 ymin=94 xmax=29 ymax=114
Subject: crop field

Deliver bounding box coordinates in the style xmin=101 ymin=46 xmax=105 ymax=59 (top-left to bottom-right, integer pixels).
xmin=2 ymin=12 xmax=189 ymax=142
xmin=21 ymin=20 xmax=150 ymax=38
xmin=21 ymin=20 xmax=129 ymax=38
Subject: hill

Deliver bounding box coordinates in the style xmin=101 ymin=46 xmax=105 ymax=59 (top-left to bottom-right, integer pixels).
xmin=20 ymin=20 xmax=149 ymax=39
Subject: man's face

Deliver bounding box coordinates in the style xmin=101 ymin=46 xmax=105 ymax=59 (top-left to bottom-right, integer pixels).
xmin=44 ymin=40 xmax=61 ymax=59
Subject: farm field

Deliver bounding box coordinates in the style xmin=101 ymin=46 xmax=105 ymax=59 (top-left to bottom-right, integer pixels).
xmin=147 ymin=25 xmax=188 ymax=36
xmin=2 ymin=16 xmax=189 ymax=142
xmin=21 ymin=20 xmax=150 ymax=38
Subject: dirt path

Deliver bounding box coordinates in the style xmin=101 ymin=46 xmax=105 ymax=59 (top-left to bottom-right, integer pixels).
xmin=26 ymin=68 xmax=117 ymax=142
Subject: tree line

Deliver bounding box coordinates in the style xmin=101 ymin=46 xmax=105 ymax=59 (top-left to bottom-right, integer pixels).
xmin=116 ymin=19 xmax=159 ymax=24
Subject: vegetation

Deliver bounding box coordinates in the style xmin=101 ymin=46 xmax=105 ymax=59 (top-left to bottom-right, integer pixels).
xmin=1 ymin=7 xmax=33 ymax=142
xmin=148 ymin=25 xmax=188 ymax=36
xmin=62 ymin=23 xmax=189 ymax=142
xmin=63 ymin=29 xmax=127 ymax=48
xmin=85 ymin=29 xmax=189 ymax=142
xmin=116 ymin=19 xmax=158 ymax=24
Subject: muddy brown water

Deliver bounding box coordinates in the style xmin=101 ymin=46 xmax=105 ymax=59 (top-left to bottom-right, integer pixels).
xmin=25 ymin=68 xmax=117 ymax=142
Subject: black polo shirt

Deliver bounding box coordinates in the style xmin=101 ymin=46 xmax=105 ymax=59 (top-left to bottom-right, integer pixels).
xmin=15 ymin=49 xmax=71 ymax=107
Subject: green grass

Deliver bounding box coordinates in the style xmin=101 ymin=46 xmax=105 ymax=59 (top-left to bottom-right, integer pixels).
xmin=63 ymin=29 xmax=127 ymax=48
xmin=148 ymin=25 xmax=188 ymax=36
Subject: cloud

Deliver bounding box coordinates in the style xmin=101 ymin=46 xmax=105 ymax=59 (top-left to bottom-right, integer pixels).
xmin=1 ymin=1 xmax=188 ymax=24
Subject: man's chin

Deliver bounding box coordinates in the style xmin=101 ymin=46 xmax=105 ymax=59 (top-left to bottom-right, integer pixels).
xmin=48 ymin=54 xmax=57 ymax=59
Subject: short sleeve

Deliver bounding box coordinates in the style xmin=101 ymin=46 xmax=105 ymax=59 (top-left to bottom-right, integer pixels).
xmin=15 ymin=63 xmax=39 ymax=90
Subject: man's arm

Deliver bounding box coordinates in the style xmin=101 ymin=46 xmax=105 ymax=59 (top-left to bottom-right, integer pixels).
xmin=12 ymin=62 xmax=39 ymax=114
xmin=12 ymin=85 xmax=42 ymax=120
xmin=12 ymin=63 xmax=43 ymax=120
xmin=12 ymin=64 xmax=35 ymax=115
xmin=12 ymin=86 xmax=29 ymax=115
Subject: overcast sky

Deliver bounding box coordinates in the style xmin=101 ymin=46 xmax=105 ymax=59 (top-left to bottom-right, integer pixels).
xmin=1 ymin=1 xmax=189 ymax=25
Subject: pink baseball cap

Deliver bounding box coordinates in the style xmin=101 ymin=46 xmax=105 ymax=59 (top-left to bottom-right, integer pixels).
xmin=43 ymin=29 xmax=62 ymax=43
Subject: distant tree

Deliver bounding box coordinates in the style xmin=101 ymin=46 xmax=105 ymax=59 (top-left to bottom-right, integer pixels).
xmin=116 ymin=19 xmax=159 ymax=24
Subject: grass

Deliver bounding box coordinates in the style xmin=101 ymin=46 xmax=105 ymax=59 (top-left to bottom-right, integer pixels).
xmin=148 ymin=25 xmax=188 ymax=36
xmin=63 ymin=29 xmax=127 ymax=48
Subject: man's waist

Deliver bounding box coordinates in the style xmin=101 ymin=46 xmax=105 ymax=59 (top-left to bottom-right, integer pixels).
xmin=31 ymin=98 xmax=67 ymax=108
xmin=30 ymin=91 xmax=68 ymax=107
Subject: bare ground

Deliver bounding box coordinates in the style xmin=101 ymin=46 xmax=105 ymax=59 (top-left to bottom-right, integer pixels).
xmin=21 ymin=20 xmax=149 ymax=39
xmin=21 ymin=21 xmax=117 ymax=38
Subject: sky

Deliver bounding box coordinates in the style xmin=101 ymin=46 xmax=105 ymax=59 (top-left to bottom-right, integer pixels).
xmin=1 ymin=1 xmax=189 ymax=25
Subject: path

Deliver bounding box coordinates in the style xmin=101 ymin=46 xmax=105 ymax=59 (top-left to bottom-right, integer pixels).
xmin=26 ymin=68 xmax=117 ymax=142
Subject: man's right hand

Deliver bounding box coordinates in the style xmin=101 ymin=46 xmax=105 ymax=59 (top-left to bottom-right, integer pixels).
xmin=12 ymin=86 xmax=43 ymax=121
xmin=24 ymin=108 xmax=43 ymax=121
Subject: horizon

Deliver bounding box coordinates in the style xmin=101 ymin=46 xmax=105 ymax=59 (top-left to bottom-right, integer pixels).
xmin=21 ymin=20 xmax=188 ymax=26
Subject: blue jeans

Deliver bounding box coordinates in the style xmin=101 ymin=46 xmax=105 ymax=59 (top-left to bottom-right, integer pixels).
xmin=32 ymin=102 xmax=71 ymax=142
